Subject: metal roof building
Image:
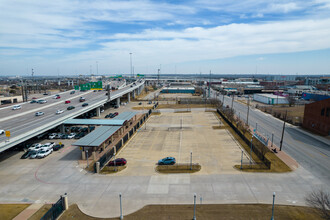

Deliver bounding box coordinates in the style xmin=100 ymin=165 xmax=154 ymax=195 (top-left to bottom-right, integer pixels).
xmin=73 ymin=126 xmax=121 ymax=147
xmin=64 ymin=112 xmax=137 ymax=126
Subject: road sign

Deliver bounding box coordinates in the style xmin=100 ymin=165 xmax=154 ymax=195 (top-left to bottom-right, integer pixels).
xmin=91 ymin=81 xmax=103 ymax=90
xmin=59 ymin=142 xmax=62 ymax=145
xmin=5 ymin=131 xmax=10 ymax=137
xmin=74 ymin=85 xmax=79 ymax=90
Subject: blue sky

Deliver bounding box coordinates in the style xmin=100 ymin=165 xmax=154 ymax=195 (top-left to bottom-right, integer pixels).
xmin=0 ymin=0 xmax=330 ymax=76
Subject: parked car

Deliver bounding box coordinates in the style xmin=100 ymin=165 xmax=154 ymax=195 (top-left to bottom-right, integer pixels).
xmin=55 ymin=133 xmax=63 ymax=139
xmin=70 ymin=91 xmax=75 ymax=94
xmin=43 ymin=93 xmax=49 ymax=95
xmin=29 ymin=151 xmax=40 ymax=159
xmin=28 ymin=144 xmax=43 ymax=152
xmin=0 ymin=129 xmax=5 ymax=135
xmin=82 ymin=103 xmax=88 ymax=107
xmin=114 ymin=105 xmax=119 ymax=109
xmin=158 ymin=157 xmax=176 ymax=165
xmin=32 ymin=97 xmax=37 ymax=99
xmin=108 ymin=158 xmax=127 ymax=166
xmin=38 ymin=100 xmax=47 ymax=104
xmin=12 ymin=105 xmax=21 ymax=110
xmin=37 ymin=133 xmax=47 ymax=139
xmin=109 ymin=113 xmax=115 ymax=118
xmin=37 ymin=149 xmax=52 ymax=158
xmin=35 ymin=112 xmax=44 ymax=116
xmin=30 ymin=100 xmax=37 ymax=104
xmin=114 ymin=112 xmax=119 ymax=116
xmin=67 ymin=106 xmax=75 ymax=110
xmin=41 ymin=142 xmax=55 ymax=150
xmin=79 ymin=97 xmax=85 ymax=102
xmin=65 ymin=100 xmax=71 ymax=104
xmin=53 ymin=144 xmax=64 ymax=151
xmin=67 ymin=133 xmax=76 ymax=139
xmin=61 ymin=134 xmax=68 ymax=139
xmin=21 ymin=151 xmax=34 ymax=159
xmin=48 ymin=133 xmax=57 ymax=139
xmin=138 ymin=102 xmax=142 ymax=105
xmin=56 ymin=109 xmax=64 ymax=114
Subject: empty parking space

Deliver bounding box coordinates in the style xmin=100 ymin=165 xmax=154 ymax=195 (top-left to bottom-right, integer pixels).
xmin=114 ymin=111 xmax=249 ymax=176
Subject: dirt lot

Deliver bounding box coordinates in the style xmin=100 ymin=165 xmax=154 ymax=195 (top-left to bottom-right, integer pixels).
xmin=60 ymin=204 xmax=322 ymax=220
xmin=111 ymin=110 xmax=250 ymax=176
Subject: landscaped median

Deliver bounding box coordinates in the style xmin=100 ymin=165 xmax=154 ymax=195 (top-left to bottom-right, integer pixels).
xmin=156 ymin=163 xmax=201 ymax=174
xmin=58 ymin=203 xmax=323 ymax=220
xmin=216 ymin=108 xmax=292 ymax=173
xmin=100 ymin=165 xmax=127 ymax=174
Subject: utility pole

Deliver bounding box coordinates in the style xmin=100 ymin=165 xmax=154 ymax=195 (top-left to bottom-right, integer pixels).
xmin=279 ymin=110 xmax=287 ymax=151
xmin=157 ymin=68 xmax=160 ymax=86
xmin=231 ymin=94 xmax=234 ymax=109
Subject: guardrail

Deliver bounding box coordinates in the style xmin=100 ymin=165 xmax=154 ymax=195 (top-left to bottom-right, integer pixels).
xmin=0 ymin=82 xmax=145 ymax=152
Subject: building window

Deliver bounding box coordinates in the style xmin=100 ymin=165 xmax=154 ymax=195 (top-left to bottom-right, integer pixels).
xmin=326 ymin=108 xmax=330 ymax=117
xmin=321 ymin=108 xmax=325 ymax=116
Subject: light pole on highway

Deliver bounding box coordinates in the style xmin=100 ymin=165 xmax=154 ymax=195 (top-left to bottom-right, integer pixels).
xmin=231 ymin=94 xmax=234 ymax=109
xmin=129 ymin=52 xmax=133 ymax=78
xmin=250 ymin=136 xmax=253 ymax=165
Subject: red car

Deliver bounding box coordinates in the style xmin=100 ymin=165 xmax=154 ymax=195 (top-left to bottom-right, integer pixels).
xmin=114 ymin=112 xmax=119 ymax=116
xmin=32 ymin=97 xmax=37 ymax=99
xmin=108 ymin=158 xmax=127 ymax=166
xmin=65 ymin=100 xmax=71 ymax=104
xmin=56 ymin=96 xmax=61 ymax=99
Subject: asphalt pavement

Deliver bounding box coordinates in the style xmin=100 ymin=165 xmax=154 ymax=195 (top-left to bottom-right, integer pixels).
xmin=212 ymin=90 xmax=330 ymax=185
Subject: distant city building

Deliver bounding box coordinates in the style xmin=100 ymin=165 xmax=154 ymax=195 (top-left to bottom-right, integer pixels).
xmin=253 ymin=93 xmax=288 ymax=105
xmin=303 ymin=98 xmax=330 ymax=136
xmin=160 ymin=86 xmax=195 ymax=94
xmin=265 ymin=75 xmax=297 ymax=81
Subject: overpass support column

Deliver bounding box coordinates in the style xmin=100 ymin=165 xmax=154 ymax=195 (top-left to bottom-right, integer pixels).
xmin=60 ymin=124 xmax=65 ymax=134
xmin=116 ymin=97 xmax=120 ymax=106
xmin=132 ymin=91 xmax=135 ymax=99
xmin=82 ymin=150 xmax=86 ymax=160
xmin=96 ymin=107 xmax=101 ymax=117
xmin=127 ymin=93 xmax=130 ymax=103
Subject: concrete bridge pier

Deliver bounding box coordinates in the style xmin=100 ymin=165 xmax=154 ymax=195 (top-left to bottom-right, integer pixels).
xmin=96 ymin=107 xmax=101 ymax=117
xmin=127 ymin=93 xmax=130 ymax=102
xmin=116 ymin=97 xmax=120 ymax=106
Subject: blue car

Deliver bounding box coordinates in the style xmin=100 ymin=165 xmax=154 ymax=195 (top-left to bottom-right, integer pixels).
xmin=158 ymin=157 xmax=176 ymax=165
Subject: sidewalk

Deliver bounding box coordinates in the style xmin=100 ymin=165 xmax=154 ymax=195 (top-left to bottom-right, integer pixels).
xmin=13 ymin=203 xmax=44 ymax=220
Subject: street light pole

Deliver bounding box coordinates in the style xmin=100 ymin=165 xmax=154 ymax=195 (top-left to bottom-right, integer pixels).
xmin=246 ymin=96 xmax=250 ymax=125
xmin=279 ymin=110 xmax=287 ymax=151
xmin=129 ymin=52 xmax=133 ymax=78
xmin=271 ymin=192 xmax=275 ymax=220
xmin=193 ymin=193 xmax=197 ymax=220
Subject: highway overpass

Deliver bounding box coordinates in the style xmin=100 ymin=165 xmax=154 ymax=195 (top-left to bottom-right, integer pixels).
xmin=0 ymin=80 xmax=145 ymax=153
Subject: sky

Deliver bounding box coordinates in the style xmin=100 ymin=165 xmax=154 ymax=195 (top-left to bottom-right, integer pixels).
xmin=1 ymin=0 xmax=330 ymax=76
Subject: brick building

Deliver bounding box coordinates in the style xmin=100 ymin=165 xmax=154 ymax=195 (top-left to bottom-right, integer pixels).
xmin=302 ymin=98 xmax=330 ymax=136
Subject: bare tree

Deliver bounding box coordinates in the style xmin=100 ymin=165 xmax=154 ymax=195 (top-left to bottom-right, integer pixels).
xmin=286 ymin=95 xmax=296 ymax=107
xmin=305 ymin=189 xmax=330 ymax=219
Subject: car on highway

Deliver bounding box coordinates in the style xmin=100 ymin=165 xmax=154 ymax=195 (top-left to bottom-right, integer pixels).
xmin=0 ymin=130 xmax=5 ymax=135
xmin=35 ymin=112 xmax=44 ymax=116
xmin=82 ymin=103 xmax=88 ymax=107
xmin=53 ymin=144 xmax=64 ymax=151
xmin=65 ymin=100 xmax=71 ymax=104
xmin=70 ymin=91 xmax=75 ymax=94
xmin=43 ymin=93 xmax=49 ymax=95
xmin=12 ymin=105 xmax=21 ymax=110
xmin=79 ymin=97 xmax=86 ymax=102
xmin=55 ymin=95 xmax=61 ymax=99
xmin=37 ymin=149 xmax=52 ymax=158
xmin=108 ymin=158 xmax=127 ymax=166
xmin=158 ymin=157 xmax=176 ymax=165
xmin=38 ymin=100 xmax=47 ymax=104
xmin=56 ymin=109 xmax=64 ymax=114
xmin=48 ymin=133 xmax=57 ymax=139
xmin=67 ymin=133 xmax=76 ymax=139
xmin=67 ymin=106 xmax=75 ymax=110
xmin=30 ymin=100 xmax=37 ymax=104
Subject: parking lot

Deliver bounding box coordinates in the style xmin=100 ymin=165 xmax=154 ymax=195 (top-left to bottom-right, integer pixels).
xmin=113 ymin=110 xmax=250 ymax=176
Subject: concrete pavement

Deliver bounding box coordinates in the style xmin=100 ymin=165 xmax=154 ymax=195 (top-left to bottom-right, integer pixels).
xmin=0 ymin=109 xmax=328 ymax=218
